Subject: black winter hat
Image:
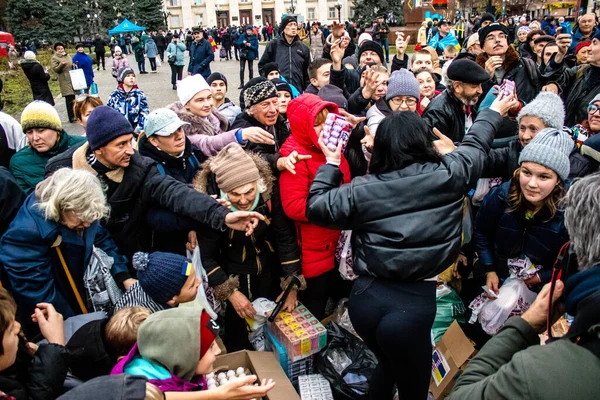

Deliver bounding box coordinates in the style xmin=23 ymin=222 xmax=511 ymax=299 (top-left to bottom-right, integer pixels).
xmin=207 ymin=72 xmax=227 ymax=90
xmin=480 ymin=12 xmax=496 ymax=26
xmin=280 ymin=16 xmax=297 ymax=33
xmin=271 ymin=78 xmax=292 ymax=97
xmin=447 ymin=59 xmax=490 ymax=84
xmin=86 ymin=106 xmax=134 ymax=150
xmin=243 ymin=77 xmax=278 ymax=108
xmin=358 ymin=40 xmax=384 ymax=64
xmin=479 ymin=22 xmax=509 ymax=46
xmin=262 ymin=62 xmax=279 ymax=77
xmin=318 ymin=84 xmax=348 ymax=110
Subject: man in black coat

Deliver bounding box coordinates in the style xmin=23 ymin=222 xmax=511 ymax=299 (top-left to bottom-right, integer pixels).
xmin=154 ymin=30 xmax=167 ymax=62
xmin=45 ymin=106 xmax=263 ymax=265
xmin=258 ymin=16 xmax=311 ymax=93
xmin=423 ymin=59 xmax=490 ymax=143
xmin=93 ymin=34 xmax=108 ymax=71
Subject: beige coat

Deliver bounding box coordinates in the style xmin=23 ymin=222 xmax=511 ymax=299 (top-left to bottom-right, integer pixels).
xmin=51 ymin=52 xmax=75 ymax=97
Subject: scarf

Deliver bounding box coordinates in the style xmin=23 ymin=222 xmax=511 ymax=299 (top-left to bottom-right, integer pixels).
xmin=565 ymin=266 xmax=600 ymax=315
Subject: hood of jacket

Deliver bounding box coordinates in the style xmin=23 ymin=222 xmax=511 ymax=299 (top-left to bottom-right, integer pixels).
xmin=286 ymin=93 xmax=338 ymax=151
xmin=113 ymin=84 xmax=142 ymax=99
xmin=192 ymin=150 xmax=274 ymax=202
xmin=136 ymin=305 xmax=205 ymax=382
xmin=167 ymin=102 xmax=228 ymax=137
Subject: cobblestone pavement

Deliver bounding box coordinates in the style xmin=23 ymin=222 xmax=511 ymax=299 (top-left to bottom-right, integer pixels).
xmin=58 ymin=47 xmax=264 ymax=136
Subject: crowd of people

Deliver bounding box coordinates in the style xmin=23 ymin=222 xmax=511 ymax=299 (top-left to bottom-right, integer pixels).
xmin=2 ymin=10 xmax=600 ymax=400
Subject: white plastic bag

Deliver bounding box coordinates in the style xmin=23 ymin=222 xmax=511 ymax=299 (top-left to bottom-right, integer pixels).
xmin=479 ymin=278 xmax=537 ymax=335
xmin=186 ymin=247 xmax=220 ymax=318
xmin=156 ymin=58 xmax=161 ymax=67
xmin=336 ymin=230 xmax=357 ymax=281
xmin=247 ymin=297 xmax=276 ymax=331
xmin=69 ymin=68 xmax=87 ymax=90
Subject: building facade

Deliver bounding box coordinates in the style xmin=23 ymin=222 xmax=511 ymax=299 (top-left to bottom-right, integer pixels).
xmin=163 ymin=0 xmax=355 ymax=29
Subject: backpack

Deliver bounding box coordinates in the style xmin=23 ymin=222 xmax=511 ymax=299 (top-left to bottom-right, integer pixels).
xmin=155 ymin=154 xmax=200 ymax=176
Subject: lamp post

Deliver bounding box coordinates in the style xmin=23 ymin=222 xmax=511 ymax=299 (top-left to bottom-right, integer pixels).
xmin=289 ymin=0 xmax=296 ymax=15
xmin=335 ymin=1 xmax=342 ymax=23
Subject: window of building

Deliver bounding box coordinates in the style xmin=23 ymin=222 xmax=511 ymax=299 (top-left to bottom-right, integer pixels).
xmin=193 ymin=0 xmax=203 ymax=5
xmin=349 ymin=7 xmax=355 ymax=18
xmin=171 ymin=15 xmax=180 ymax=27
xmin=195 ymin=14 xmax=203 ymax=25
xmin=308 ymin=8 xmax=315 ymax=19
xmin=169 ymin=0 xmax=178 ymax=6
xmin=328 ymin=7 xmax=336 ymax=19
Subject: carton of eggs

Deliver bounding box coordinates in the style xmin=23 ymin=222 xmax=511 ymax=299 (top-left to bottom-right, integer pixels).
xmin=206 ymin=367 xmax=254 ymax=389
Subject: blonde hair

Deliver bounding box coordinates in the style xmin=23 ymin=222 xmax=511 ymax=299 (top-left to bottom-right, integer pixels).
xmin=145 ymin=383 xmax=165 ymax=400
xmin=314 ymin=108 xmax=330 ymax=127
xmin=104 ymin=306 xmax=151 ymax=356
xmin=35 ymin=168 xmax=109 ymax=223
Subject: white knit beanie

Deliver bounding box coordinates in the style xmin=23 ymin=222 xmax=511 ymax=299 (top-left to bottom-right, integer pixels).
xmin=24 ymin=51 xmax=36 ymax=60
xmin=177 ymin=74 xmax=211 ymax=106
xmin=358 ymin=33 xmax=372 ymax=47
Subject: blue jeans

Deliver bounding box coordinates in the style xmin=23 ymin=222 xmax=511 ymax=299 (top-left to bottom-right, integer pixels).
xmin=137 ymin=60 xmax=146 ymax=72
xmin=381 ymin=39 xmax=389 ymax=62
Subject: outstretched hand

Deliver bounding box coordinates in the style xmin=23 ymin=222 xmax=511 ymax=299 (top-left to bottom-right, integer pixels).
xmin=214 ymin=375 xmax=276 ymax=400
xmin=360 ymin=126 xmax=375 ymax=152
xmin=277 ymin=151 xmax=312 ymax=174
xmin=432 ymin=128 xmax=456 ymax=155
xmin=339 ymin=110 xmax=366 ymax=128
xmin=318 ymin=131 xmax=343 ymax=165
xmin=490 ymin=90 xmax=518 ymax=117
xmin=225 ymin=211 xmax=265 ymax=236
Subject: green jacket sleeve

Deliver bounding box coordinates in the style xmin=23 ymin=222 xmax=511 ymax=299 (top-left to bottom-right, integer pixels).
xmin=450 ymin=317 xmax=540 ymax=399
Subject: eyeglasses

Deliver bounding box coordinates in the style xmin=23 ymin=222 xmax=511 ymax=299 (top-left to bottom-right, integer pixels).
xmin=588 ymin=104 xmax=600 ymax=115
xmin=485 ymin=34 xmax=508 ymax=43
xmin=389 ymin=97 xmax=417 ymax=107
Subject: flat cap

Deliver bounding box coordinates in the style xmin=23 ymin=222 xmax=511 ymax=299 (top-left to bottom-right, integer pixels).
xmin=447 ymin=59 xmax=490 ymax=84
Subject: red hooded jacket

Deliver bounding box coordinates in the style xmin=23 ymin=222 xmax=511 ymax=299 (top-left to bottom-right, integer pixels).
xmin=279 ymin=94 xmax=351 ymax=278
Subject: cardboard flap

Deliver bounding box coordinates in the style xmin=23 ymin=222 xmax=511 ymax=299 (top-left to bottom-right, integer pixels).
xmin=443 ymin=321 xmax=475 ymax=366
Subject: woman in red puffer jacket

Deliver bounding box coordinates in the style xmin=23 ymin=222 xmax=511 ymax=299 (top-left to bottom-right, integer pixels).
xmin=279 ymin=93 xmax=351 ymax=319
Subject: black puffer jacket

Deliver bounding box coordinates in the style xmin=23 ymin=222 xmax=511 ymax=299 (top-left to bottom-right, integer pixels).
xmin=193 ymin=151 xmax=302 ymax=300
xmin=20 ymin=60 xmax=54 ymax=106
xmin=0 ymin=339 xmax=70 ymax=400
xmin=422 ymin=90 xmax=478 ymax=143
xmin=45 ymin=144 xmax=229 ymax=262
xmin=306 ymin=108 xmax=503 ymax=281
xmin=258 ymin=36 xmax=311 ymax=93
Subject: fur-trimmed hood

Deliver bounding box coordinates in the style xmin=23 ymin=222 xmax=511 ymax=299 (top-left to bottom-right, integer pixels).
xmin=166 ymin=102 xmax=229 ymax=137
xmin=476 ymin=45 xmax=521 ymax=72
xmin=192 ymin=150 xmax=274 ymax=202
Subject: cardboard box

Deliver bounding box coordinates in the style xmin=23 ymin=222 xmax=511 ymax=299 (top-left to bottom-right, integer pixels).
xmin=429 ymin=321 xmax=476 ymax=399
xmin=213 ymin=350 xmax=300 ymax=400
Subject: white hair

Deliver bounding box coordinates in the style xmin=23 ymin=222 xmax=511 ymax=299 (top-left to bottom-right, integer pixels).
xmin=257 ymin=177 xmax=268 ymax=194
xmin=35 ymin=168 xmax=109 ymax=224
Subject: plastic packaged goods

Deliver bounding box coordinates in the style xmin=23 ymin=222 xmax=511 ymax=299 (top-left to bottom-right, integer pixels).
xmin=321 ymin=113 xmax=353 ymax=153
xmin=298 ymin=374 xmax=334 ymax=400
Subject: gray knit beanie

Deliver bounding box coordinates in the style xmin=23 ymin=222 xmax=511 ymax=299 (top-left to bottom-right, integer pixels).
xmin=590 ymin=93 xmax=600 ymax=106
xmin=385 ymin=69 xmax=421 ymax=102
xmin=517 ymin=91 xmax=565 ymax=131
xmin=518 ymin=127 xmax=573 ymax=181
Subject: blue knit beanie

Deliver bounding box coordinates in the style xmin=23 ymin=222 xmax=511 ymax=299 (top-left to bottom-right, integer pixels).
xmin=86 ymin=106 xmax=134 ymax=150
xmin=133 ymin=251 xmax=192 ymax=305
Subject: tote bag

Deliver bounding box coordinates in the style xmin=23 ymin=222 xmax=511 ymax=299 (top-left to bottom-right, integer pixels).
xmin=69 ymin=68 xmax=88 ymax=91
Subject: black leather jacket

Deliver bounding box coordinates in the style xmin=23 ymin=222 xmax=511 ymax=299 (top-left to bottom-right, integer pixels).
xmin=306 ymin=109 xmax=503 ymax=282
xmin=422 ymin=90 xmax=477 ymax=143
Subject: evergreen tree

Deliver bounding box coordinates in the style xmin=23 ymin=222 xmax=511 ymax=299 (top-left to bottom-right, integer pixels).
xmin=353 ymin=0 xmax=404 ymax=27
xmin=7 ymin=0 xmax=82 ymax=43
xmin=134 ymin=0 xmax=165 ymax=31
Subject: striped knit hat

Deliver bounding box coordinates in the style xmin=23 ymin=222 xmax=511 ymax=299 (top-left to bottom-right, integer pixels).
xmin=133 ymin=251 xmax=193 ymax=306
xmin=243 ymin=77 xmax=278 ymax=108
xmin=209 ymin=143 xmax=259 ymax=193
xmin=20 ymin=101 xmax=62 ymax=133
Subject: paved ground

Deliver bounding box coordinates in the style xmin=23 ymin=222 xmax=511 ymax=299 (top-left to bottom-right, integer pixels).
xmin=58 ymin=47 xmax=263 ymax=135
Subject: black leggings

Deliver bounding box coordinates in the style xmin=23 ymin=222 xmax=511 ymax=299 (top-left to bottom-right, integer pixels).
xmin=239 ymin=58 xmax=254 ymax=85
xmin=149 ymin=57 xmax=156 ymax=71
xmin=170 ymin=64 xmax=183 ymax=85
xmin=348 ymin=277 xmax=436 ymax=400
xmin=64 ymin=95 xmax=75 ymax=122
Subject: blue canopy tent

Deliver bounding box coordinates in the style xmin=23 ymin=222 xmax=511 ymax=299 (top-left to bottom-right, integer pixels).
xmin=108 ymin=18 xmax=146 ymax=35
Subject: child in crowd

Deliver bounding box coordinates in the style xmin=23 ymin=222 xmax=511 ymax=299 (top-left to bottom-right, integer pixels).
xmin=66 ymin=306 xmax=151 ymax=381
xmin=106 ymin=67 xmax=149 ymax=133
xmin=441 ymin=44 xmax=457 ymax=65
xmin=261 ymin=62 xmax=301 ymax=97
xmin=113 ymin=251 xmax=201 ymax=313
xmin=112 ymin=301 xmax=275 ymax=396
xmin=306 ymin=58 xmax=333 ymax=94
xmin=0 ymin=288 xmax=69 ymax=399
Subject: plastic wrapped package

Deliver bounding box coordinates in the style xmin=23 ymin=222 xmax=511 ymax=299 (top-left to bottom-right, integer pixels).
xmin=431 ymin=284 xmax=466 ymax=343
